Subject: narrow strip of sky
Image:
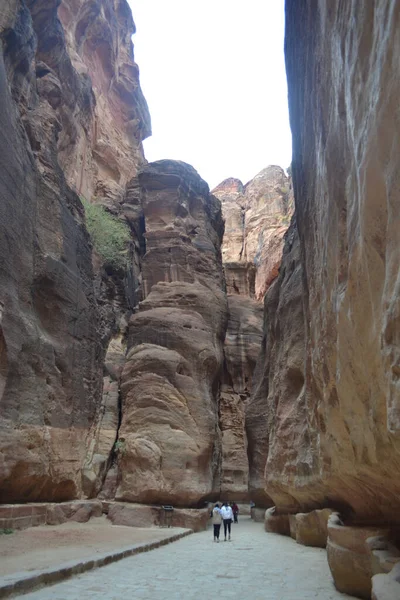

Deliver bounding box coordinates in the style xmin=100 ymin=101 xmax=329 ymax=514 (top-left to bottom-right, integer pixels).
xmin=129 ymin=0 xmax=292 ymax=189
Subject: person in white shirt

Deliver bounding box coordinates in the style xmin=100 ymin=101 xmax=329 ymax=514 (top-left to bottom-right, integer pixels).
xmin=220 ymin=502 xmax=234 ymax=541
xmin=212 ymin=504 xmax=222 ymax=542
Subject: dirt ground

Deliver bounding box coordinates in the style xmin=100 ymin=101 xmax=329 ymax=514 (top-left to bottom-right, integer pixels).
xmin=0 ymin=516 xmax=184 ymax=577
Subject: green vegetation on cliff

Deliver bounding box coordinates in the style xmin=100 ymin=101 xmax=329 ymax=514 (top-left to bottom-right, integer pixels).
xmin=81 ymin=198 xmax=130 ymax=269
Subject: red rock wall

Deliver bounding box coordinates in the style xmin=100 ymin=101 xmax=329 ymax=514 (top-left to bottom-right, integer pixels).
xmin=0 ymin=0 xmax=149 ymax=503
xmin=212 ymin=169 xmax=292 ymax=500
xmin=116 ymin=161 xmax=227 ymax=506
xmin=58 ymin=0 xmax=151 ymax=205
xmin=213 ymin=166 xmax=293 ymax=300
xmin=0 ymin=1 xmax=102 ymax=502
xmin=247 ymin=0 xmax=400 ymax=524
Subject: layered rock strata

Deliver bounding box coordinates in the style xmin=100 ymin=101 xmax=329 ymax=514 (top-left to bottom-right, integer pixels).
xmin=0 ymin=0 xmax=149 ymax=502
xmin=115 ymin=160 xmax=227 ymax=506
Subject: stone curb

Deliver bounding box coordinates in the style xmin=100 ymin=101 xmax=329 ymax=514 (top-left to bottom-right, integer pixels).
xmin=0 ymin=528 xmax=193 ymax=598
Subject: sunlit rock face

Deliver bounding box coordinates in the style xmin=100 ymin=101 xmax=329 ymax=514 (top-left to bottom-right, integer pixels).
xmin=116 ymin=161 xmax=227 ymax=506
xmin=213 ymin=166 xmax=293 ymax=300
xmin=57 ymin=0 xmax=151 ymax=205
xmin=0 ymin=0 xmax=149 ymax=502
xmin=247 ymin=0 xmax=400 ymax=525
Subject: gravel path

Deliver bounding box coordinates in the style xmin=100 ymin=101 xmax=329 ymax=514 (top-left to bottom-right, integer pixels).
xmin=20 ymin=517 xmax=357 ymax=599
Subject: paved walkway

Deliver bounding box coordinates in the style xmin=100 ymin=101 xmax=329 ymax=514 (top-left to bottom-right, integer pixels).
xmin=20 ymin=518 xmax=356 ymax=600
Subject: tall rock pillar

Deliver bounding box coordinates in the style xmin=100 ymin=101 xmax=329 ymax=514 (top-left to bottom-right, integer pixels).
xmin=116 ymin=160 xmax=227 ymax=506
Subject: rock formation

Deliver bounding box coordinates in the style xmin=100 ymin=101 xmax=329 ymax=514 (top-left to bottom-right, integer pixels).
xmin=115 ymin=160 xmax=227 ymax=506
xmin=212 ymin=168 xmax=292 ymax=501
xmin=248 ymin=0 xmax=400 ymax=525
xmin=0 ymin=0 xmax=149 ymax=502
xmin=219 ymin=295 xmax=263 ymax=500
xmin=58 ymin=0 xmax=151 ymax=205
xmin=245 ymin=0 xmax=400 ymax=596
xmin=213 ymin=166 xmax=292 ymax=300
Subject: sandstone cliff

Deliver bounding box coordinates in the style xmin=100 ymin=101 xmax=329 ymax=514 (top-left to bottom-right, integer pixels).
xmin=116 ymin=160 xmax=227 ymax=506
xmin=57 ymin=0 xmax=151 ymax=205
xmin=0 ymin=0 xmax=149 ymax=502
xmin=213 ymin=166 xmax=292 ymax=300
xmin=212 ymin=168 xmax=292 ymax=500
xmin=247 ymin=0 xmax=400 ymax=527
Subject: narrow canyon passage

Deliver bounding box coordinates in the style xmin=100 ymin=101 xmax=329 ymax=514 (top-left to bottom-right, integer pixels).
xmin=18 ymin=520 xmax=357 ymax=600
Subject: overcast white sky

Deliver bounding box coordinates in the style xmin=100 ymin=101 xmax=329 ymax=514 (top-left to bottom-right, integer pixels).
xmin=129 ymin=1 xmax=292 ymax=189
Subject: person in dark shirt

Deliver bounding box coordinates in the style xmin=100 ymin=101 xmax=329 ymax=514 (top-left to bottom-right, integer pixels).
xmin=232 ymin=502 xmax=239 ymax=523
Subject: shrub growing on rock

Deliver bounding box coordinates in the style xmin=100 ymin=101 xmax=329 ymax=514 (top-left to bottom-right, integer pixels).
xmin=81 ymin=198 xmax=130 ymax=269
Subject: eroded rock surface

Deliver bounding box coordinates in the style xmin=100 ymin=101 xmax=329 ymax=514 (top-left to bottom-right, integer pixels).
xmin=116 ymin=161 xmax=227 ymax=506
xmin=219 ymin=295 xmax=263 ymax=500
xmin=0 ymin=0 xmax=149 ymax=503
xmin=246 ymin=0 xmax=400 ymax=528
xmin=213 ymin=166 xmax=292 ymax=300
xmin=213 ymin=167 xmax=291 ymax=501
xmin=58 ymin=0 xmax=151 ymax=204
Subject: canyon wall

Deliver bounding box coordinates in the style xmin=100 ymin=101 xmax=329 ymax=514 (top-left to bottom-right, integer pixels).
xmin=57 ymin=0 xmax=151 ymax=204
xmin=213 ymin=167 xmax=292 ymax=300
xmin=115 ymin=160 xmax=227 ymax=506
xmin=247 ymin=0 xmax=400 ymax=526
xmin=0 ymin=0 xmax=149 ymax=502
xmin=213 ymin=169 xmax=292 ymax=500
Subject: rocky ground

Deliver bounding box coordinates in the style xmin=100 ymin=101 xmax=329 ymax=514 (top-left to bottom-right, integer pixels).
xmin=17 ymin=518 xmax=357 ymax=600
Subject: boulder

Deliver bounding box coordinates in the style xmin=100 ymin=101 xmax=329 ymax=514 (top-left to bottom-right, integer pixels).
xmin=251 ymin=507 xmax=266 ymax=523
xmin=327 ymin=515 xmax=390 ymax=599
xmin=264 ymin=507 xmax=290 ymax=536
xmin=295 ymin=509 xmax=333 ymax=548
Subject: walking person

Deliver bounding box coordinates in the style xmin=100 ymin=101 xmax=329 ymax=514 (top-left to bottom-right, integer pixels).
xmin=212 ymin=503 xmax=222 ymax=542
xmin=220 ymin=502 xmax=234 ymax=541
xmin=232 ymin=502 xmax=239 ymax=523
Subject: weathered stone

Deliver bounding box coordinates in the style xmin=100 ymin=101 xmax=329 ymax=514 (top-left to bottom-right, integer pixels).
xmin=115 ymin=161 xmax=227 ymax=506
xmin=58 ymin=0 xmax=151 ymax=203
xmin=46 ymin=500 xmax=102 ymax=525
xmin=107 ymin=502 xmax=160 ymax=528
xmin=327 ymin=515 xmax=390 ymax=599
xmin=264 ymin=507 xmax=290 ymax=536
xmin=289 ymin=515 xmax=297 ymax=540
xmin=246 ymin=219 xmax=302 ymax=509
xmin=107 ymin=502 xmax=209 ymax=532
xmin=251 ymin=507 xmax=266 ymax=523
xmin=0 ymin=0 xmax=148 ymax=503
xmin=220 ymin=295 xmax=263 ymax=501
xmin=295 ymin=509 xmax=333 ymax=548
xmin=247 ymin=0 xmax=400 ymax=527
xmin=213 ymin=166 xmax=293 ymax=301
xmin=367 ymin=535 xmax=400 ymax=576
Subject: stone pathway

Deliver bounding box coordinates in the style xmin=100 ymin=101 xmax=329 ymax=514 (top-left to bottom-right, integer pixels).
xmin=20 ymin=518 xmax=356 ymax=599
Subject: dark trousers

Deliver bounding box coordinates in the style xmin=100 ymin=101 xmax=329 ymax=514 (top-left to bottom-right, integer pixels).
xmin=223 ymin=519 xmax=232 ymax=537
xmin=233 ymin=513 xmax=238 ymax=523
xmin=213 ymin=524 xmax=221 ymax=539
